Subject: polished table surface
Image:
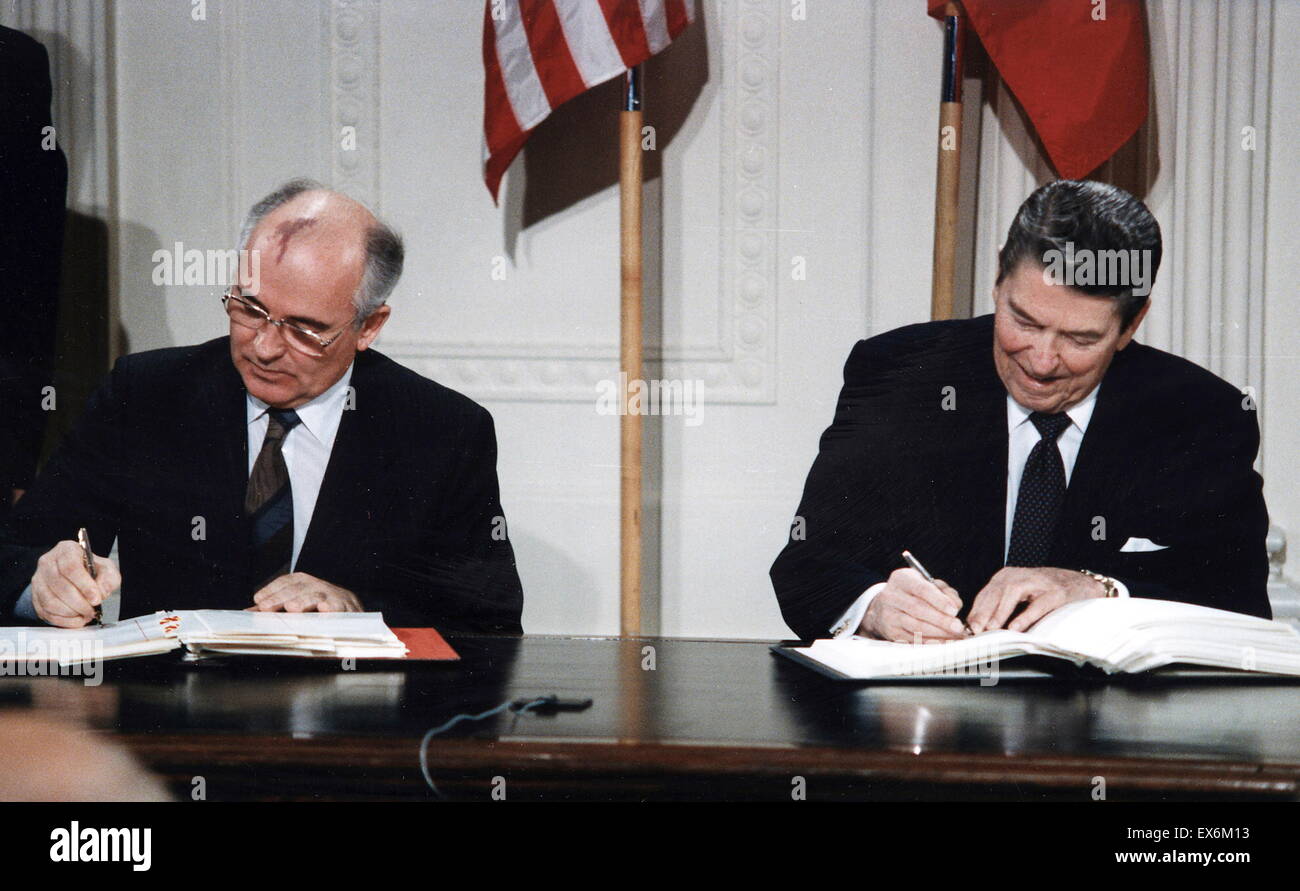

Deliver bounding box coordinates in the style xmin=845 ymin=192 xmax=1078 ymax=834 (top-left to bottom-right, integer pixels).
xmin=4 ymin=634 xmax=1300 ymax=800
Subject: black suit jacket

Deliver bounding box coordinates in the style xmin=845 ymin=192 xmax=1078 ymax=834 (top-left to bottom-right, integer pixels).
xmin=0 ymin=27 xmax=69 ymax=493
xmin=0 ymin=337 xmax=524 ymax=633
xmin=770 ymin=315 xmax=1271 ymax=640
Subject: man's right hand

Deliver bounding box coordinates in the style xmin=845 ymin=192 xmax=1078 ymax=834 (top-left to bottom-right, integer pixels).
xmin=32 ymin=541 xmax=121 ymax=628
xmin=860 ymin=567 xmax=966 ymax=643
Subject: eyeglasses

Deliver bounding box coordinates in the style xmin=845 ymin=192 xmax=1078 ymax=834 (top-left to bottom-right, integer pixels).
xmin=221 ymin=290 xmax=348 ymax=358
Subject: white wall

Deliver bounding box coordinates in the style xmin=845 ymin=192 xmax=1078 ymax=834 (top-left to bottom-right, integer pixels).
xmin=12 ymin=0 xmax=1297 ymax=636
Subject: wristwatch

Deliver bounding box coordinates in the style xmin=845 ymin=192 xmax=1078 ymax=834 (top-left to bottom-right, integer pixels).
xmin=1078 ymin=568 xmax=1120 ymax=598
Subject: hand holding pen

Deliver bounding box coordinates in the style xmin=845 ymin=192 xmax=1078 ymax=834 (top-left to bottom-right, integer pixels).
xmin=903 ymin=550 xmax=974 ymax=638
xmin=856 ymin=549 xmax=970 ymax=642
xmin=27 ymin=531 xmax=120 ymax=628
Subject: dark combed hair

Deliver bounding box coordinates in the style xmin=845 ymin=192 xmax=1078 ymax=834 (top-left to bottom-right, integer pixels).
xmin=996 ymin=180 xmax=1162 ymax=330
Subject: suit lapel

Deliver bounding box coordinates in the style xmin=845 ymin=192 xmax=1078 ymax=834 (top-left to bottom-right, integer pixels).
xmin=1056 ymin=345 xmax=1138 ymax=562
xmin=926 ymin=319 xmax=1007 ymax=598
xmin=215 ymin=362 xmax=249 ymax=510
xmin=200 ymin=351 xmax=253 ymax=595
xmin=961 ymin=361 xmax=1010 ymax=593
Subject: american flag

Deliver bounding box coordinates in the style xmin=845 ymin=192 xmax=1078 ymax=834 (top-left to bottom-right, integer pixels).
xmin=482 ymin=0 xmax=697 ymax=201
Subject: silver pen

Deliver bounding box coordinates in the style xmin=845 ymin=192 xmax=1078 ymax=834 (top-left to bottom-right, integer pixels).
xmin=902 ymin=550 xmax=972 ymax=637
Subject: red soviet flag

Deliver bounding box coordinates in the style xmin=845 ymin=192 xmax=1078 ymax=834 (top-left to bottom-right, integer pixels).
xmin=483 ymin=0 xmax=697 ymax=201
xmin=927 ymin=0 xmax=1149 ymax=179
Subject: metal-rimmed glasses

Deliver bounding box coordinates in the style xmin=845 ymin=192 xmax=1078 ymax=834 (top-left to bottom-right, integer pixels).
xmin=221 ymin=289 xmax=348 ymax=357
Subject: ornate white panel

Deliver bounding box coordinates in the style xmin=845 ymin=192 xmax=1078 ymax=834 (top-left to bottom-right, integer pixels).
xmin=329 ymin=0 xmax=382 ymax=211
xmin=1152 ymin=0 xmax=1270 ymax=396
xmin=218 ymin=1 xmax=246 ymax=241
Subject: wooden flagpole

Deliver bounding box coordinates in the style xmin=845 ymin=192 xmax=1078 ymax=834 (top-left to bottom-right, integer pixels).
xmin=619 ymin=67 xmax=643 ymax=637
xmin=931 ymin=1 xmax=965 ymax=320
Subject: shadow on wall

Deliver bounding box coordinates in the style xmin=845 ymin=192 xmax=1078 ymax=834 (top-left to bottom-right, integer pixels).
xmin=30 ymin=30 xmax=176 ymax=459
xmin=44 ymin=209 xmax=111 ymax=452
xmin=22 ymin=33 xmax=95 ymax=455
xmin=51 ymin=216 xmax=173 ymax=456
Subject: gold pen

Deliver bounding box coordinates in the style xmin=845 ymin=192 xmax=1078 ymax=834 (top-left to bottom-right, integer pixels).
xmin=77 ymin=527 xmax=102 ymax=626
xmin=901 ymin=549 xmax=972 ymax=637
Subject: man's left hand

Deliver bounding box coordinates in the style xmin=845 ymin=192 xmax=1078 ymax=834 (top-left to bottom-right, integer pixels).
xmin=967 ymin=567 xmax=1105 ymax=633
xmin=250 ymin=573 xmax=363 ymax=613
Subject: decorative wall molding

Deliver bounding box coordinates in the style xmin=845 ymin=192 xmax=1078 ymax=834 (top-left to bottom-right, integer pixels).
xmin=219 ymin=1 xmax=245 ymax=244
xmin=1142 ymin=0 xmax=1273 ymax=481
xmin=328 ymin=0 xmax=382 ymax=211
xmin=1155 ymin=0 xmax=1270 ymax=394
xmin=381 ymin=0 xmax=779 ymax=404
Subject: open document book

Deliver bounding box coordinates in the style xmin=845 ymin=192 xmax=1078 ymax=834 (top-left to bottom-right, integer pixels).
xmin=0 ymin=610 xmax=423 ymax=666
xmin=776 ymin=598 xmax=1300 ymax=680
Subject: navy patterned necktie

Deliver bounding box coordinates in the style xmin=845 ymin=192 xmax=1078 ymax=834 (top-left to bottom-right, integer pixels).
xmin=246 ymin=408 xmax=302 ymax=592
xmin=1006 ymin=411 xmax=1072 ymax=567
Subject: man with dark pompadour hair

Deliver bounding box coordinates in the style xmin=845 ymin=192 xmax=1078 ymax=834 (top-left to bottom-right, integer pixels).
xmin=772 ymin=180 xmax=1269 ymax=642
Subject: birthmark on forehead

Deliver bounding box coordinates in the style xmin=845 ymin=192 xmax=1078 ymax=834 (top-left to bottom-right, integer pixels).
xmin=272 ymin=217 xmax=319 ymax=261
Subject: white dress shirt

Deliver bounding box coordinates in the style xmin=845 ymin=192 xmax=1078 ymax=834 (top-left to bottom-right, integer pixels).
xmin=245 ymin=362 xmax=355 ymax=570
xmin=831 ymin=383 xmax=1126 ymax=637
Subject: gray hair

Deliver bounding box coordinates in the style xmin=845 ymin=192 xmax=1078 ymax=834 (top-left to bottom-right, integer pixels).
xmin=238 ymin=178 xmax=404 ymax=326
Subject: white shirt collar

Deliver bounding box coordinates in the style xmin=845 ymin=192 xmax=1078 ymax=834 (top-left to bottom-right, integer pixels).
xmin=246 ymin=361 xmax=355 ymax=444
xmin=1006 ymin=382 xmax=1100 ymax=436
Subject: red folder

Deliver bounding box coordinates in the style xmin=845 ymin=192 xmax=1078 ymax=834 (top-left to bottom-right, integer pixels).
xmin=391 ymin=628 xmax=460 ymax=661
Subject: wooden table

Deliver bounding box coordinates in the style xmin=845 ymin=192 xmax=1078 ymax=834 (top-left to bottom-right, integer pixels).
xmin=4 ymin=634 xmax=1299 ymax=801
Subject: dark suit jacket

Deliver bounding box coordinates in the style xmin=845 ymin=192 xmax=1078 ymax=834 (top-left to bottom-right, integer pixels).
xmin=0 ymin=337 xmax=524 ymax=633
xmin=770 ymin=315 xmax=1271 ymax=640
xmin=0 ymin=27 xmax=69 ymax=493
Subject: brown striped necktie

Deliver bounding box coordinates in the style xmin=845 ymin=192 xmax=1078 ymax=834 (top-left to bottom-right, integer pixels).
xmin=246 ymin=408 xmax=301 ymax=592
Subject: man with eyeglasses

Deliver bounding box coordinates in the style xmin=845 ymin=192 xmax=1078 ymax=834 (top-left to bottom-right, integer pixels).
xmin=1 ymin=179 xmax=524 ymax=632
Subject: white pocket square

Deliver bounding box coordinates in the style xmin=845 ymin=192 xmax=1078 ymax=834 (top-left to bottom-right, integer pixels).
xmin=1120 ymin=537 xmax=1168 ymax=553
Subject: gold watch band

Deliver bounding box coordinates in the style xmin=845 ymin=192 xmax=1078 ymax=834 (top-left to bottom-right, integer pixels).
xmin=1078 ymin=568 xmax=1119 ymax=597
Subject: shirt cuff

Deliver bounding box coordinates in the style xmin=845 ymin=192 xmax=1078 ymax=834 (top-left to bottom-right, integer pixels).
xmin=13 ymin=584 xmax=40 ymax=622
xmin=829 ymin=582 xmax=887 ymax=638
xmin=1112 ymin=577 xmax=1129 ymax=598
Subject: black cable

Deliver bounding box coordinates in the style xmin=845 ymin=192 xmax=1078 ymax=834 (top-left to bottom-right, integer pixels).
xmin=418 ymin=696 xmax=552 ymax=799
